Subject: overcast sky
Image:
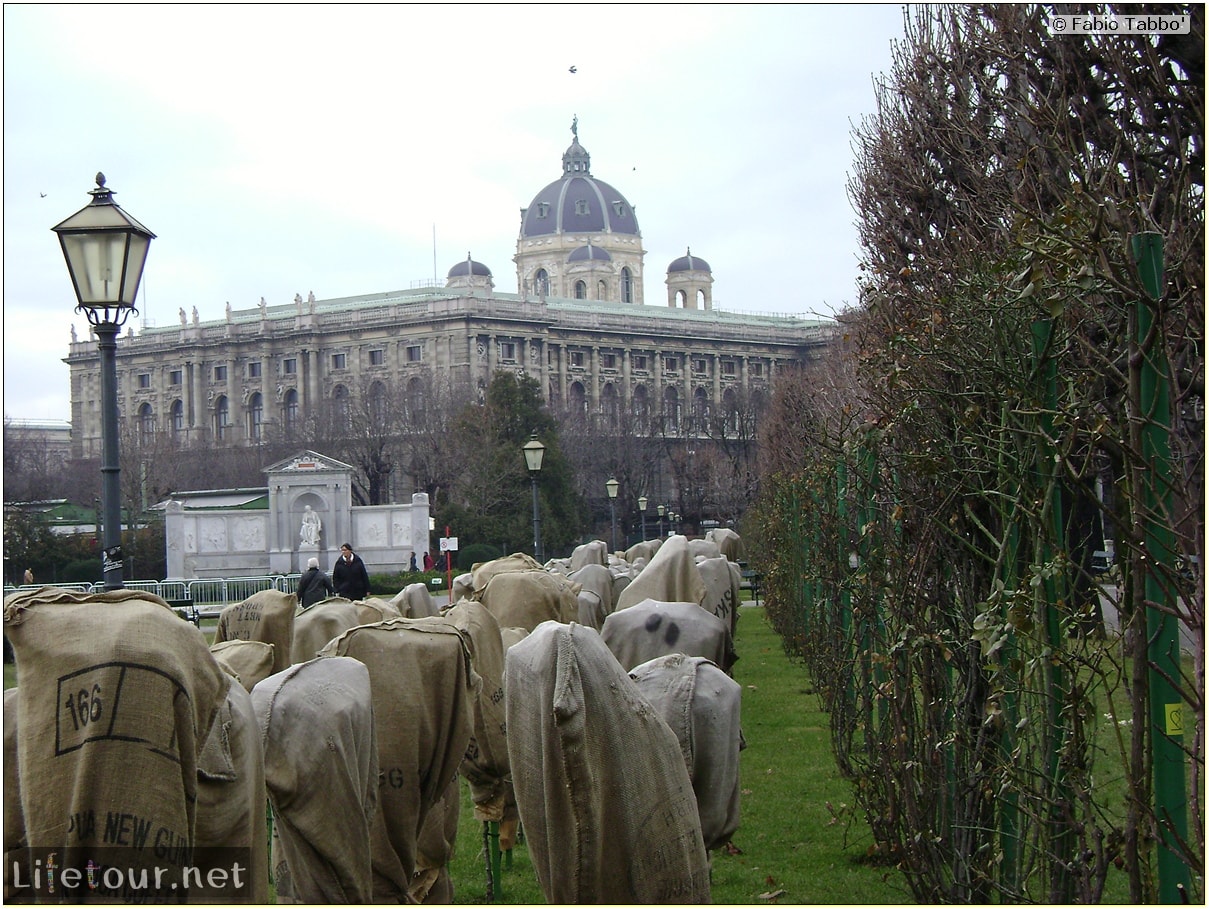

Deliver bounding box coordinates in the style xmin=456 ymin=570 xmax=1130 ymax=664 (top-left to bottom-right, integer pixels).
xmin=3 ymin=3 xmax=905 ymax=424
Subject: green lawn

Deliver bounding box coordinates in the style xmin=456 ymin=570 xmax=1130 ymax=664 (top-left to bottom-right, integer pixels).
xmin=445 ymin=604 xmax=910 ymax=903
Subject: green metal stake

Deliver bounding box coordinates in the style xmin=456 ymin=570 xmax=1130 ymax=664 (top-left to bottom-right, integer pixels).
xmin=1131 ymin=231 xmax=1191 ymax=903
xmin=1031 ymin=317 xmax=1074 ymax=902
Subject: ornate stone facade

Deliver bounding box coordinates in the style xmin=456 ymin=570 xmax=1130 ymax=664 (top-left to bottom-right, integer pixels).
xmin=64 ymin=125 xmax=835 ymax=466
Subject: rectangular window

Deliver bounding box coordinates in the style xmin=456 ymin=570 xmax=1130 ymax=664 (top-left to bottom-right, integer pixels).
xmin=248 ymin=361 xmax=262 ymax=378
xmin=168 ymin=369 xmax=182 ymax=386
xmin=283 ymin=358 xmax=297 ymax=375
xmin=571 ymin=351 xmax=585 ymax=368
xmin=406 ymin=345 xmax=422 ymax=363
xmin=332 ymin=353 xmax=347 ymax=370
xmin=663 ymin=356 xmax=678 ymax=373
xmin=369 ymin=349 xmax=385 ymax=366
xmin=632 ymin=354 xmax=647 ymax=371
xmin=137 ymin=373 xmax=151 ymax=389
xmin=722 ymin=360 xmax=737 ymax=377
xmin=601 ymin=353 xmax=616 ymax=369
xmin=750 ymin=362 xmax=764 ymax=377
xmin=500 ymin=342 xmax=516 ymax=362
xmin=213 ymin=365 xmax=227 ymax=382
xmin=693 ymin=358 xmax=707 ymax=373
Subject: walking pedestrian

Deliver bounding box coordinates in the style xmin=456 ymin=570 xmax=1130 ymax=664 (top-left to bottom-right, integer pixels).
xmin=333 ymin=543 xmax=371 ymax=600
xmin=296 ymin=557 xmax=335 ymax=608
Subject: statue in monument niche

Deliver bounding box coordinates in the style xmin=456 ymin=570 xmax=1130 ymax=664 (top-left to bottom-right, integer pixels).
xmin=300 ymin=505 xmax=322 ymax=546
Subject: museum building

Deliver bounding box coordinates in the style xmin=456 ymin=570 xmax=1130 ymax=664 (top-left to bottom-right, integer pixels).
xmin=64 ymin=126 xmax=835 ymax=462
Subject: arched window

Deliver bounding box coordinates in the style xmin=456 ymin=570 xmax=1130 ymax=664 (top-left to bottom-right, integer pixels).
xmin=284 ymin=389 xmax=299 ymax=434
xmin=597 ymin=279 xmax=607 ymax=300
xmin=215 ymin=396 xmax=230 ymax=441
xmin=406 ymin=376 xmax=425 ymax=423
xmin=675 ymin=289 xmax=687 ymax=308
xmin=171 ymin=400 xmax=184 ymax=438
xmin=333 ymin=385 xmax=350 ymax=431
xmin=664 ymin=386 xmax=681 ymax=433
xmin=602 ymin=383 xmax=619 ymax=428
xmin=692 ymin=387 xmax=710 ymax=434
xmin=722 ymin=387 xmax=740 ymax=434
xmin=249 ymin=392 xmax=264 ymax=442
xmin=368 ymin=381 xmax=387 ymax=424
xmin=534 ymin=269 xmax=549 ymax=296
xmin=574 ymin=280 xmax=587 ymax=299
xmin=633 ymin=384 xmax=650 ymax=433
xmin=568 ymin=381 xmax=587 ymax=421
xmin=137 ymin=403 xmax=155 ymax=446
xmin=621 ymin=267 xmax=633 ymax=303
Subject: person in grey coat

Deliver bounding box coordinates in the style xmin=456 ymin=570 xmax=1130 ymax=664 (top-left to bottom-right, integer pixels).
xmin=297 ymin=556 xmax=335 ymax=608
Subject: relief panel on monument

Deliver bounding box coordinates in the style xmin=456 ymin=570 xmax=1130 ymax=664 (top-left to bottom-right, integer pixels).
xmin=198 ymin=517 xmax=228 ymax=553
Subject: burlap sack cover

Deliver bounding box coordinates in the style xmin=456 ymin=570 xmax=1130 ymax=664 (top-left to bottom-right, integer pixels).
xmin=478 ymin=568 xmax=579 ymax=634
xmin=291 ymin=598 xmax=363 ymax=664
xmin=696 ymin=555 xmax=744 ymax=642
xmin=3 ymin=588 xmax=228 ymax=900
xmin=623 ymin=538 xmax=662 ymax=565
xmin=468 ymin=553 xmax=544 ymax=595
xmin=390 ymin=582 xmax=440 ymax=619
xmin=357 ymin=597 xmax=402 ymax=624
xmin=569 ymin=539 xmax=608 ymax=570
xmin=705 ymin=527 xmax=747 ymax=563
xmin=209 ymin=639 xmax=276 ymax=692
xmin=687 ymin=538 xmax=724 ymax=561
xmin=569 ymin=563 xmax=616 ymax=620
xmin=575 ymin=590 xmax=607 ymax=631
xmin=629 ymin=653 xmax=743 ymax=852
xmin=504 ymin=620 xmax=710 ymax=903
xmin=213 ymin=589 xmax=295 ymax=674
xmin=616 ymin=535 xmax=708 ymax=612
xmin=411 ymin=776 xmax=459 ymax=903
xmin=451 ymin=573 xmax=475 ymax=602
xmin=319 ymin=618 xmax=475 ymax=901
xmin=194 ymin=675 xmax=270 ymax=902
xmin=441 ymin=601 xmax=511 ymax=820
xmin=601 ymin=598 xmax=735 ymax=673
xmin=4 ymin=687 xmax=29 ymax=901
xmin=499 ymin=626 xmax=531 ymax=652
xmin=250 ymin=656 xmax=377 ymax=903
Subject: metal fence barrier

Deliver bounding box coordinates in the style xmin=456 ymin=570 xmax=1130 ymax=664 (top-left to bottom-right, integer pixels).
xmin=3 ymin=574 xmax=303 ymax=623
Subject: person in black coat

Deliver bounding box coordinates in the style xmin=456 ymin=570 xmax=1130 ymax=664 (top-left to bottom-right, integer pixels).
xmin=297 ymin=556 xmax=335 ymax=608
xmin=332 ymin=543 xmax=371 ymax=600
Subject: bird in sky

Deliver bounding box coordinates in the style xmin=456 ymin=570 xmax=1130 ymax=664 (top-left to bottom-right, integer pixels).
xmin=39 ymin=192 xmax=46 ymax=198
xmin=568 ymin=65 xmax=577 ymax=74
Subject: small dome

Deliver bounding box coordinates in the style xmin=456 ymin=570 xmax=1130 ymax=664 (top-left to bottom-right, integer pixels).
xmin=447 ymin=254 xmax=492 ymax=279
xmin=668 ymin=248 xmax=711 ymax=274
xmin=567 ymin=242 xmax=612 ymax=263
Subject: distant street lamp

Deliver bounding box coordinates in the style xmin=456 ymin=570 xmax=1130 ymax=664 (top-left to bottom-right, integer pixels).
xmin=657 ymin=503 xmax=665 ymax=538
xmin=522 ymin=435 xmax=546 ymax=562
xmin=606 ymin=477 xmax=619 ymax=552
xmin=638 ymin=495 xmax=648 ymax=542
xmin=53 ymin=173 xmax=155 ymax=590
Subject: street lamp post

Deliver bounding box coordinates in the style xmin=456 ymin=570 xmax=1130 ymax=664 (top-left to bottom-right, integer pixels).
xmin=605 ymin=477 xmax=619 ymax=553
xmin=522 ymin=435 xmax=546 ymax=562
xmin=638 ymin=495 xmax=648 ymax=542
xmin=53 ymin=174 xmax=155 ymax=591
xmin=657 ymin=504 xmax=665 ymax=539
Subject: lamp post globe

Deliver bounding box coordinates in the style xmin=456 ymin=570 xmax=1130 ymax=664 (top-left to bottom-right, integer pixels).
xmin=638 ymin=495 xmax=648 ymax=542
xmin=605 ymin=477 xmax=619 ymax=552
xmin=657 ymin=503 xmax=665 ymax=538
xmin=52 ymin=174 xmax=155 ymax=590
xmin=522 ymin=435 xmax=546 ymax=562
